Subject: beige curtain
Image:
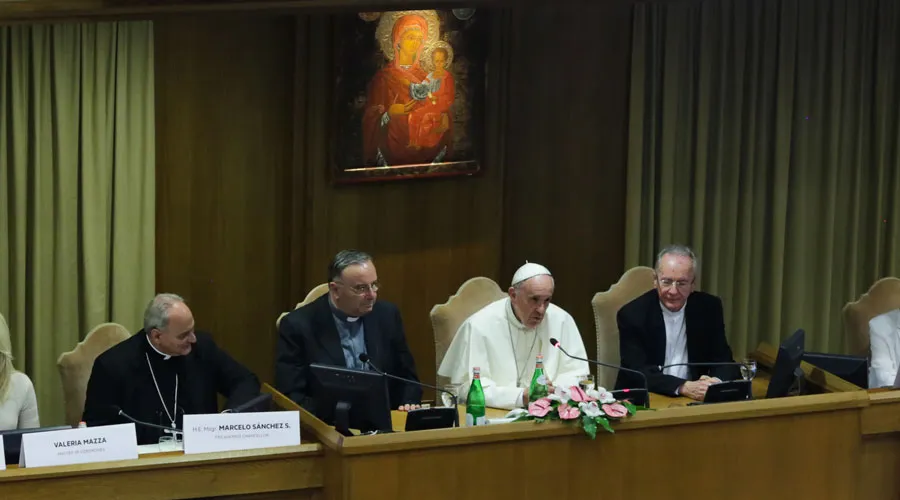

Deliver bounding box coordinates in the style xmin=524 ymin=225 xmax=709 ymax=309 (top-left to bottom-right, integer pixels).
xmin=626 ymin=0 xmax=900 ymax=356
xmin=0 ymin=22 xmax=155 ymax=425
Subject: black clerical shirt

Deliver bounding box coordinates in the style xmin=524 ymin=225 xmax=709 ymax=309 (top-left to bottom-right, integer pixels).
xmin=82 ymin=329 xmax=260 ymax=445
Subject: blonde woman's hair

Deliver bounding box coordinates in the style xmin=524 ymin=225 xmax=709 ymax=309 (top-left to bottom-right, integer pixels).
xmin=0 ymin=314 xmax=14 ymax=401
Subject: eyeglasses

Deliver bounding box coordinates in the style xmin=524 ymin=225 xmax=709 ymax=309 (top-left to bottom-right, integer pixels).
xmin=657 ymin=278 xmax=694 ymax=290
xmin=335 ymin=281 xmax=380 ymax=295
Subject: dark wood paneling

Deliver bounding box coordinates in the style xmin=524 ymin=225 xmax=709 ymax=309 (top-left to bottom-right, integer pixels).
xmin=293 ymin=15 xmax=507 ymax=389
xmin=155 ymin=14 xmax=295 ymax=386
xmin=501 ymin=2 xmax=632 ymax=363
xmin=156 ymin=5 xmax=631 ymax=392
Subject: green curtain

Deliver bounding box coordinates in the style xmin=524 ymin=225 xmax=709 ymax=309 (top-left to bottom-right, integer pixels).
xmin=626 ymin=0 xmax=900 ymax=356
xmin=0 ymin=22 xmax=155 ymax=425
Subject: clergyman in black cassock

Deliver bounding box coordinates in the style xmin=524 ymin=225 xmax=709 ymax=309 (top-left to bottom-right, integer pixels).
xmin=82 ymin=294 xmax=260 ymax=445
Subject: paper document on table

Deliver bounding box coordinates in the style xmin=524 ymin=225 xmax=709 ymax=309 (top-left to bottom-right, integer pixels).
xmin=485 ymin=417 xmax=518 ymax=425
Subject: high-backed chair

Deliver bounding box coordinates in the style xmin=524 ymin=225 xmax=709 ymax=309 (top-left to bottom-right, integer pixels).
xmin=842 ymin=277 xmax=900 ymax=356
xmin=591 ymin=266 xmax=656 ymax=388
xmin=431 ymin=277 xmax=506 ymax=387
xmin=275 ymin=283 xmax=330 ymax=329
xmin=57 ymin=323 xmax=131 ymax=427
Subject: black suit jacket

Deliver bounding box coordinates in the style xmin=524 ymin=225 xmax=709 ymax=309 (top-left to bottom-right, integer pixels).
xmin=82 ymin=330 xmax=260 ymax=444
xmin=275 ymin=295 xmax=422 ymax=416
xmin=616 ymin=290 xmax=740 ymax=395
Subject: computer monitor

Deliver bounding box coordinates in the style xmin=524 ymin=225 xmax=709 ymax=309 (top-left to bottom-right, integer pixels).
xmin=308 ymin=364 xmax=392 ymax=435
xmin=802 ymin=352 xmax=868 ymax=389
xmin=766 ymin=329 xmax=806 ymax=398
xmin=2 ymin=426 xmax=71 ymax=464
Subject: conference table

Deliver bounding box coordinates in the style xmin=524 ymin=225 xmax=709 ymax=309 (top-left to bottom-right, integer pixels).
xmin=2 ymin=343 xmax=900 ymax=499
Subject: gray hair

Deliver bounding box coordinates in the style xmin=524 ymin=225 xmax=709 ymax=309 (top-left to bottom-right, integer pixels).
xmin=655 ymin=244 xmax=699 ymax=275
xmin=329 ymin=250 xmax=373 ymax=282
xmin=143 ymin=293 xmax=186 ymax=332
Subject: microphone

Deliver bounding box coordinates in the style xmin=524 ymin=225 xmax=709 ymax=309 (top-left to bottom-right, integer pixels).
xmin=109 ymin=405 xmax=184 ymax=436
xmin=222 ymin=393 xmax=272 ymax=414
xmin=358 ymin=353 xmax=459 ymax=427
xmin=658 ymin=361 xmax=745 ymax=376
xmin=549 ymin=338 xmax=650 ymax=408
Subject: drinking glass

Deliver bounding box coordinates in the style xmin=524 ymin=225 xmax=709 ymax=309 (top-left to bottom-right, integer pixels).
xmin=158 ymin=435 xmax=181 ymax=452
xmin=578 ymin=374 xmax=596 ymax=392
xmin=441 ymin=385 xmax=459 ymax=408
xmin=741 ymin=359 xmax=758 ymax=381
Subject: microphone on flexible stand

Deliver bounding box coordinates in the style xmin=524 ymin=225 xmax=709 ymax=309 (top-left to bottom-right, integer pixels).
xmin=658 ymin=361 xmax=745 ymax=380
xmin=549 ymin=338 xmax=651 ymax=408
xmin=222 ymin=393 xmax=272 ymax=414
xmin=107 ymin=405 xmax=184 ymax=436
xmin=358 ymin=354 xmax=459 ymax=428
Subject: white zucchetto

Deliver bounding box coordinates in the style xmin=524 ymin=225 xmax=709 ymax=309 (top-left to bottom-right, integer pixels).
xmin=511 ymin=262 xmax=552 ymax=287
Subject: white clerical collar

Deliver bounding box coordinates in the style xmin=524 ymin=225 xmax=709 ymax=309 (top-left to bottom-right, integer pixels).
xmin=146 ymin=334 xmax=172 ymax=360
xmin=505 ymin=298 xmax=532 ymax=331
xmin=659 ymin=301 xmax=686 ymax=320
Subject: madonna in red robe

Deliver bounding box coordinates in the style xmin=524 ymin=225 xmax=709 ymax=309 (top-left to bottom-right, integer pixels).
xmin=362 ymin=15 xmax=453 ymax=166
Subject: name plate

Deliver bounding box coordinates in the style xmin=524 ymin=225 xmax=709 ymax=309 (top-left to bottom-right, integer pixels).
xmin=20 ymin=424 xmax=137 ymax=468
xmin=0 ymin=434 xmax=5 ymax=470
xmin=183 ymin=411 xmax=301 ymax=455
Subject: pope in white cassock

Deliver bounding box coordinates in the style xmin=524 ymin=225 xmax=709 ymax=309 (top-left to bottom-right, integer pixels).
xmin=438 ymin=262 xmax=590 ymax=409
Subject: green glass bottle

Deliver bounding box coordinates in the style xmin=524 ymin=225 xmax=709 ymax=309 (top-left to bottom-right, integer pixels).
xmin=528 ymin=353 xmax=549 ymax=401
xmin=466 ymin=367 xmax=486 ymax=427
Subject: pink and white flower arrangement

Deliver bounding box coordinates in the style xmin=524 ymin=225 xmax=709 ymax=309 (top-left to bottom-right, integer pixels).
xmin=517 ymin=385 xmax=645 ymax=439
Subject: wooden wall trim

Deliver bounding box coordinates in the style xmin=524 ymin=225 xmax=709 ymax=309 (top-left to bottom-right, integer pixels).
xmin=0 ymin=0 xmax=538 ymax=23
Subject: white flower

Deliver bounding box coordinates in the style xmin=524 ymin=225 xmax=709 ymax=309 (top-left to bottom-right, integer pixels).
xmin=598 ymin=390 xmax=616 ymax=404
xmin=546 ymin=393 xmax=563 ymax=402
xmin=553 ymin=385 xmax=571 ymax=404
xmin=588 ymin=387 xmax=616 ymax=404
xmin=579 ymin=401 xmax=602 ymax=418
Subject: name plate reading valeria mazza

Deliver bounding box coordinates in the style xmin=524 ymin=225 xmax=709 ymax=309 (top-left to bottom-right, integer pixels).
xmin=182 ymin=411 xmax=301 ymax=455
xmin=20 ymin=424 xmax=138 ymax=468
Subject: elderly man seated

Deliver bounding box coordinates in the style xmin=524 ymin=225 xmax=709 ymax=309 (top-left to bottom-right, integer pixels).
xmin=438 ymin=262 xmax=589 ymax=410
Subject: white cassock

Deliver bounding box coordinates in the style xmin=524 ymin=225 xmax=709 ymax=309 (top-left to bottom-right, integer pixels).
xmin=437 ymin=297 xmax=590 ymax=410
xmin=869 ymin=309 xmax=900 ymax=388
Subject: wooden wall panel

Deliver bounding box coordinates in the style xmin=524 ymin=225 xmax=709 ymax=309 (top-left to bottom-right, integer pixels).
xmin=155 ymin=14 xmax=295 ymax=386
xmin=155 ymin=5 xmax=631 ymax=392
xmin=293 ymin=15 xmax=507 ymax=389
xmin=501 ymin=1 xmax=632 ymax=365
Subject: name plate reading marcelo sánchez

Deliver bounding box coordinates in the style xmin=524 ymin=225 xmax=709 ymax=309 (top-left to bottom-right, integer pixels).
xmin=182 ymin=411 xmax=301 ymax=454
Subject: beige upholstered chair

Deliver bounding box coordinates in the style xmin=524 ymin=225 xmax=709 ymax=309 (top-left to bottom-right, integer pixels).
xmin=275 ymin=283 xmax=330 ymax=329
xmin=431 ymin=277 xmax=507 ymax=387
xmin=842 ymin=277 xmax=900 ymax=356
xmin=57 ymin=323 xmax=131 ymax=427
xmin=591 ymin=266 xmax=656 ymax=388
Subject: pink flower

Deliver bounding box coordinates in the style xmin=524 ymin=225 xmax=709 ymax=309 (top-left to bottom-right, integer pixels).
xmin=568 ymin=385 xmax=596 ymax=403
xmin=557 ymin=402 xmax=581 ymax=420
xmin=602 ymin=403 xmax=628 ymax=418
xmin=528 ymin=397 xmax=553 ymax=417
